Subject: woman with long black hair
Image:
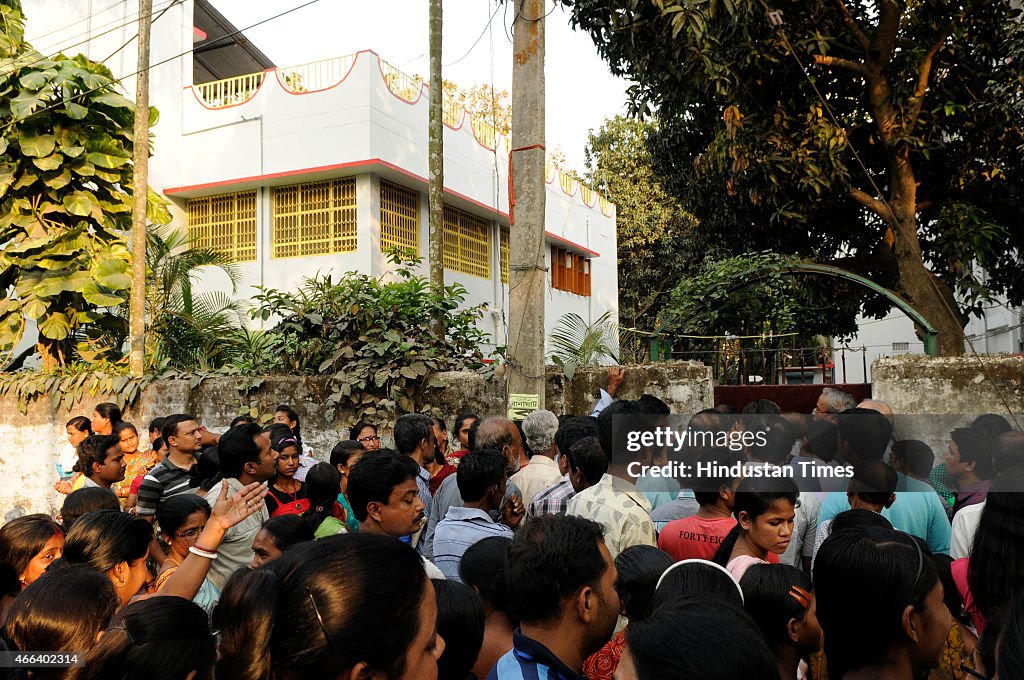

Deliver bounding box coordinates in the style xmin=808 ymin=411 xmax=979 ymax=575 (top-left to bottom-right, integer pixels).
xmin=215 ymin=534 xmax=444 ymax=680
xmin=302 ymin=463 xmax=348 ymax=538
xmin=815 ymin=527 xmax=952 ymax=679
xmin=711 ymin=477 xmax=799 ymax=581
xmin=273 ymin=404 xmax=317 ymax=481
xmin=954 ymin=465 xmax=1024 ymax=636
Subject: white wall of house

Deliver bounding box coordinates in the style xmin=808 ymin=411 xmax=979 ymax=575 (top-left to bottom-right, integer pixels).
xmin=20 ymin=2 xmax=618 ymax=358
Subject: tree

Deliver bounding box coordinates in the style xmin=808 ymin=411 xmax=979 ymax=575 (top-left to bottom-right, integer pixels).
xmin=442 ymin=81 xmax=511 ymax=137
xmin=145 ymin=227 xmax=245 ymax=371
xmin=548 ymin=311 xmax=618 ymax=380
xmin=563 ymin=0 xmax=1024 ymax=355
xmin=583 ymin=115 xmax=701 ymax=360
xmin=0 ymin=2 xmax=154 ymax=368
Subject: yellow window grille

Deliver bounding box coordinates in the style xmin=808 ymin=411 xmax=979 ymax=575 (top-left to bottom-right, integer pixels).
xmin=380 ymin=180 xmax=419 ymax=254
xmin=186 ymin=190 xmax=257 ymax=262
xmin=500 ymin=227 xmax=509 ymax=285
xmin=442 ymin=206 xmax=491 ymax=279
xmin=271 ymin=178 xmax=357 ymax=259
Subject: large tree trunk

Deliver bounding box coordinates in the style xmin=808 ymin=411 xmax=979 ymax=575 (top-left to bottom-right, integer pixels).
xmin=889 ymin=154 xmax=965 ymax=355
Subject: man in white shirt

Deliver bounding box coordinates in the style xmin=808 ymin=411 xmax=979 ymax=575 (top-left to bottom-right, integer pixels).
xmin=511 ymin=410 xmax=563 ymax=508
xmin=951 ymin=430 xmax=1024 ymax=558
xmin=204 ymin=423 xmax=277 ymax=590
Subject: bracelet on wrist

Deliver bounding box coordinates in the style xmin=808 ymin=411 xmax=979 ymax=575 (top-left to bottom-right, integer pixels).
xmin=188 ymin=545 xmax=218 ymax=560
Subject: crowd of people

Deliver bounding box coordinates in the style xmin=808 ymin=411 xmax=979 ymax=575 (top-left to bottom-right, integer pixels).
xmin=0 ymin=381 xmax=1022 ymax=680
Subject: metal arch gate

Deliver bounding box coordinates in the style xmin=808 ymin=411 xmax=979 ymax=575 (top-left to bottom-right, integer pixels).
xmin=647 ymin=262 xmax=941 ymax=412
xmin=649 ymin=262 xmax=940 ymax=361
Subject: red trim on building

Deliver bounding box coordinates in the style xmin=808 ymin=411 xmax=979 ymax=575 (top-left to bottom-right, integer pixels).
xmin=185 ymin=68 xmax=271 ymax=111
xmin=547 ymin=233 xmax=599 ymax=258
xmin=274 ymin=51 xmax=361 ymax=96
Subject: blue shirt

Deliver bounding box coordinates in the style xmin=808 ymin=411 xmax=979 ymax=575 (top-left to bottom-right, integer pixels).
xmin=818 ymin=472 xmax=951 ymax=554
xmin=433 ymin=506 xmax=514 ymax=582
xmin=416 ymin=465 xmax=433 ymax=521
xmin=488 ymin=630 xmax=586 ymax=680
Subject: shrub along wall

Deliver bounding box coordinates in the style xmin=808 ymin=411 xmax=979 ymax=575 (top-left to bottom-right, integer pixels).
xmin=0 ymin=361 xmax=713 ymax=518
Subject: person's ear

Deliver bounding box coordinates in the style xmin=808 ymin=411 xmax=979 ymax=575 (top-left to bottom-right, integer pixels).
xmin=901 ymin=603 xmax=921 ymax=643
xmin=112 ymin=561 xmax=129 ymax=589
xmin=901 ymin=604 xmax=919 ymax=641
xmin=786 ymin=617 xmax=801 ymax=644
xmin=366 ymin=501 xmax=382 ymax=523
xmin=886 ymin=493 xmax=896 ymax=509
xmin=345 ymin=662 xmax=387 ymax=680
xmin=964 ymin=459 xmax=976 ymax=473
xmin=91 ymin=461 xmax=103 ymax=476
xmin=577 ymin=585 xmax=595 ymax=623
xmin=738 ymin=510 xmax=752 ymax=530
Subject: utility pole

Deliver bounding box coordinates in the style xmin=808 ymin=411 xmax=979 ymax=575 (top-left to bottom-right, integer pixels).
xmin=508 ymin=0 xmax=546 ymax=408
xmin=129 ymin=0 xmax=153 ymax=377
xmin=427 ymin=0 xmax=445 ymax=336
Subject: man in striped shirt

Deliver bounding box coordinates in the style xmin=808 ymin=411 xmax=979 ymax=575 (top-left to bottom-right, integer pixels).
xmin=135 ymin=414 xmax=203 ymax=519
xmin=433 ymin=449 xmax=522 ymax=582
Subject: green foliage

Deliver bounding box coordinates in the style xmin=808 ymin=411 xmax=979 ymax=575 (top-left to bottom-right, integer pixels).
xmin=664 ymin=252 xmax=799 ymax=337
xmin=548 ymin=311 xmax=618 ymax=381
xmin=0 ymin=4 xmax=163 ymax=368
xmin=0 ymin=363 xmax=153 ymax=414
xmin=563 ymin=0 xmax=1024 ymax=335
xmin=145 ymin=227 xmax=245 ymax=371
xmin=583 ymin=116 xmax=701 ymax=361
xmin=249 ymin=252 xmax=490 ymax=421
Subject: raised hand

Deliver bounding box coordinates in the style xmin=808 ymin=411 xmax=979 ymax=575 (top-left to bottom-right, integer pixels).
xmin=210 ymin=481 xmax=268 ymax=531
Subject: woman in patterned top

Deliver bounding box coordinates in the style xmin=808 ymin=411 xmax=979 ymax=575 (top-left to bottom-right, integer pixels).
xmin=112 ymin=422 xmax=158 ymax=504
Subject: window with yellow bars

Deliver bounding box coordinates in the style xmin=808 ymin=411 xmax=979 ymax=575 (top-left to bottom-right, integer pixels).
xmin=551 ymin=246 xmax=592 ymax=297
xmin=380 ymin=180 xmax=419 ymax=254
xmin=442 ymin=206 xmax=490 ymax=278
xmin=186 ymin=191 xmax=257 ymax=262
xmin=499 ymin=227 xmax=509 ymax=285
xmin=271 ymin=178 xmax=357 ymax=258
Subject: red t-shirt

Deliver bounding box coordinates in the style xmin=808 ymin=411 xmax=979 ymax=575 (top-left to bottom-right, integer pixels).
xmin=658 ymin=516 xmax=738 ymax=562
xmin=658 ymin=515 xmax=781 ymax=564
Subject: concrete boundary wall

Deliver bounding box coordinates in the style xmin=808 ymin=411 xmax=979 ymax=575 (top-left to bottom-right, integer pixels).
xmin=872 ymin=355 xmax=1024 ymax=455
xmin=873 ymin=355 xmax=1024 ymax=419
xmin=0 ymin=362 xmax=712 ymax=519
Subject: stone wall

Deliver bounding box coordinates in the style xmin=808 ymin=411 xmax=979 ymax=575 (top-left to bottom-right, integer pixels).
xmin=873 ymin=355 xmax=1024 ymax=454
xmin=0 ymin=361 xmax=713 ymax=519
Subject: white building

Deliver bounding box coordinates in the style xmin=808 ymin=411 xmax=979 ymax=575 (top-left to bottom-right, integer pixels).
xmin=22 ymin=0 xmax=618 ymax=355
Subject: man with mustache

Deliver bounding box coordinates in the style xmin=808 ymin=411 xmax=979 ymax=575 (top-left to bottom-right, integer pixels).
xmin=347 ymin=450 xmax=445 ymax=578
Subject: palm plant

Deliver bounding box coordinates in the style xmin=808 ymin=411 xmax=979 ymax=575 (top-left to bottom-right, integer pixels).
xmin=548 ymin=311 xmax=620 ymax=380
xmin=145 ymin=227 xmax=246 ymax=370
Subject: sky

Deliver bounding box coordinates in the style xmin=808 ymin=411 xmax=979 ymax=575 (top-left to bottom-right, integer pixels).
xmin=212 ymin=0 xmax=632 ymax=172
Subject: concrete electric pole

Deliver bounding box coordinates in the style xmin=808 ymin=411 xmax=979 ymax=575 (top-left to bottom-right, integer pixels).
xmin=129 ymin=0 xmax=153 ymax=376
xmin=508 ymin=0 xmax=547 ymax=408
xmin=427 ymin=0 xmax=445 ymax=336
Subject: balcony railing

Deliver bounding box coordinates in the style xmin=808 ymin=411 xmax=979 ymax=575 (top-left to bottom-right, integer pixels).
xmin=186 ymin=51 xmax=616 ymax=217
xmin=443 ymin=95 xmax=465 ymax=128
xmin=379 ymin=58 xmax=424 ymax=102
xmin=195 ymin=72 xmax=264 ymax=108
xmin=278 ymin=54 xmax=356 ymax=94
